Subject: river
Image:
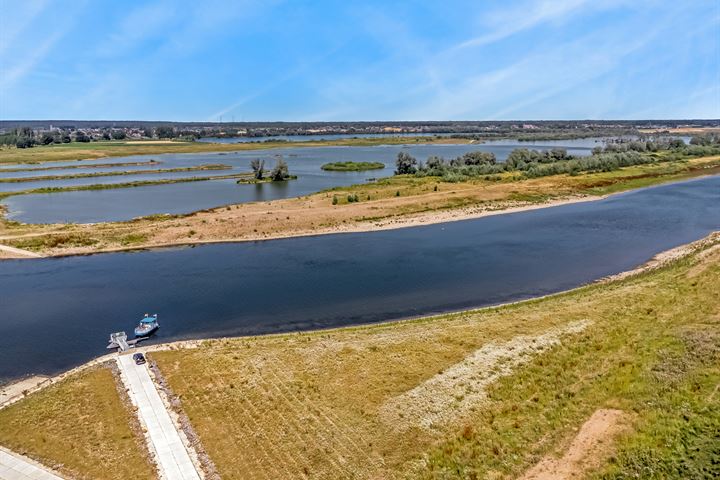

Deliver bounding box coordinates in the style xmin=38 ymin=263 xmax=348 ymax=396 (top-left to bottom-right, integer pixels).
xmin=0 ymin=175 xmax=717 ymax=383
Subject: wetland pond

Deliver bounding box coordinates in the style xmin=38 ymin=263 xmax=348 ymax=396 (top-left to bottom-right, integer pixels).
xmin=1 ymin=139 xmax=602 ymax=224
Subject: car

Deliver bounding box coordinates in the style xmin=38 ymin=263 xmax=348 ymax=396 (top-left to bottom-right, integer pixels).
xmin=133 ymin=353 xmax=146 ymax=365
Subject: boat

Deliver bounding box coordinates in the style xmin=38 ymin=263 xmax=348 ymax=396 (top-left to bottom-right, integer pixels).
xmin=134 ymin=314 xmax=159 ymax=337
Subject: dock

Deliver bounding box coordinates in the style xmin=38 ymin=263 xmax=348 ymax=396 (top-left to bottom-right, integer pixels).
xmin=107 ymin=331 xmax=146 ymax=352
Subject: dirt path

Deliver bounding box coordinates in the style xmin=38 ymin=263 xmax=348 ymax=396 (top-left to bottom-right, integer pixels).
xmin=519 ymin=409 xmax=629 ymax=480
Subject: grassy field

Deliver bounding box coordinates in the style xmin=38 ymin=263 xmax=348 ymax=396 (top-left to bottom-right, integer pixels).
xmin=1 ymin=155 xmax=718 ymax=257
xmin=148 ymin=234 xmax=720 ymax=479
xmin=0 ymin=136 xmax=468 ymax=165
xmin=0 ymin=365 xmax=155 ymax=480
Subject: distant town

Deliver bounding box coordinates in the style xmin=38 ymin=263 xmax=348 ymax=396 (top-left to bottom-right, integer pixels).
xmin=1 ymin=119 xmax=718 ymax=148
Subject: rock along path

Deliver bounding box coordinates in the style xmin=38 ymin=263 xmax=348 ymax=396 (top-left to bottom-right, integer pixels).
xmin=0 ymin=446 xmax=64 ymax=480
xmin=116 ymin=354 xmax=201 ymax=480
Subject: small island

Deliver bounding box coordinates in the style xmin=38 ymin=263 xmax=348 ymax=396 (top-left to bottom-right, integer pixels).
xmin=321 ymin=161 xmax=385 ymax=171
xmin=238 ymin=157 xmax=297 ymax=183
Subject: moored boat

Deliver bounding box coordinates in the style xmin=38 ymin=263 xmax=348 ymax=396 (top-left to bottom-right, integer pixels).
xmin=134 ymin=314 xmax=159 ymax=337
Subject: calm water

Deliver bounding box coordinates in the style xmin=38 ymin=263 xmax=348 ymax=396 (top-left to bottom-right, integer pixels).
xmin=197 ymin=132 xmax=446 ymax=143
xmin=0 ymin=175 xmax=718 ymax=383
xmin=2 ymin=139 xmax=599 ymax=224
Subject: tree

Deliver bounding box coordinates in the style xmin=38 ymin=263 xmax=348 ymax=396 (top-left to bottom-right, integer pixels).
xmin=155 ymin=126 xmax=175 ymax=139
xmin=506 ymin=148 xmax=533 ymax=169
xmin=395 ymin=152 xmax=417 ymax=175
xmin=40 ymin=132 xmax=55 ymax=145
xmin=75 ymin=131 xmax=91 ymax=142
xmin=111 ymin=130 xmax=127 ymax=140
xmin=250 ymin=159 xmax=265 ymax=179
xmin=270 ymin=158 xmax=290 ymax=181
xmin=458 ymin=151 xmax=496 ymax=165
xmin=425 ymin=155 xmax=445 ymax=169
xmin=668 ymin=139 xmax=685 ymax=149
xmin=102 ymin=132 xmax=111 ymax=140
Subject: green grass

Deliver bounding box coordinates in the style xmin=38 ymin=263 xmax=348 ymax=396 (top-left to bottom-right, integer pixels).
xmin=119 ymin=233 xmax=149 ymax=246
xmin=8 ymin=232 xmax=99 ymax=249
xmin=321 ymin=161 xmax=386 ymax=171
xmin=419 ymin=250 xmax=720 ymax=479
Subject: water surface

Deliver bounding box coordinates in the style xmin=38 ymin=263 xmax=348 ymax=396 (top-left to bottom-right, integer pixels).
xmin=2 ymin=139 xmax=599 ymax=223
xmin=0 ymin=175 xmax=717 ymax=383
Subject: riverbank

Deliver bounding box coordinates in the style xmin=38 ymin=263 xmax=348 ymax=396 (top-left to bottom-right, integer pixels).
xmin=1 ymin=155 xmax=718 ymax=258
xmin=2 ymin=231 xmax=717 ymax=479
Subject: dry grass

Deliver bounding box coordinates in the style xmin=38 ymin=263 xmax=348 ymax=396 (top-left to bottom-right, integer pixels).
xmin=150 ymin=234 xmax=720 ymax=479
xmin=0 ymin=365 xmax=155 ymax=480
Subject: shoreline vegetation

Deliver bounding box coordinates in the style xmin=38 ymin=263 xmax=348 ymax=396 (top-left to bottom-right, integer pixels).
xmin=1 ymin=232 xmax=718 ymax=479
xmin=321 ymin=161 xmax=385 ymax=171
xmin=0 ymin=154 xmax=718 ymax=258
xmin=0 ymin=159 xmax=161 ymax=172
xmin=236 ymin=175 xmax=298 ymax=184
xmin=0 ymin=172 xmax=254 ymax=202
xmin=0 ymin=163 xmax=231 ymax=183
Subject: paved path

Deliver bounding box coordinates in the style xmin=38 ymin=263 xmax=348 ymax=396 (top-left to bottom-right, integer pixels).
xmin=117 ymin=354 xmax=201 ymax=480
xmin=0 ymin=447 xmax=64 ymax=480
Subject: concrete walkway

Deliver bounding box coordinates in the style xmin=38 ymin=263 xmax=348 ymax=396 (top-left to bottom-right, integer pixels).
xmin=0 ymin=447 xmax=65 ymax=480
xmin=116 ymin=354 xmax=201 ymax=480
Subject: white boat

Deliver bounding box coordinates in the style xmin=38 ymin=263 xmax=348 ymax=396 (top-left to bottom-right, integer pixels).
xmin=134 ymin=314 xmax=159 ymax=337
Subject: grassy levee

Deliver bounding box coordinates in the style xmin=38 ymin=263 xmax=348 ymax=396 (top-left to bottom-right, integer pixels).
xmin=0 ymin=365 xmax=155 ymax=480
xmin=0 ymin=163 xmax=231 ymax=183
xmin=0 ymin=172 xmax=253 ymax=202
xmin=149 ymin=234 xmax=720 ymax=479
xmin=0 ymin=137 xmax=467 ymax=165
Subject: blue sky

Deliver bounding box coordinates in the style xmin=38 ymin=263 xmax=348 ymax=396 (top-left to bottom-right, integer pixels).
xmin=1 ymin=0 xmax=718 ymax=121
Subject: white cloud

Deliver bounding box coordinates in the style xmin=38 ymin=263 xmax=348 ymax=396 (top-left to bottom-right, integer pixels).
xmin=451 ymin=0 xmax=591 ymax=51
xmin=0 ymin=26 xmax=67 ymax=90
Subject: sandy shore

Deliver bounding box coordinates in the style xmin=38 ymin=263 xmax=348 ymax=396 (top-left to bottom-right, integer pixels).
xmin=8 ymin=192 xmax=609 ymax=259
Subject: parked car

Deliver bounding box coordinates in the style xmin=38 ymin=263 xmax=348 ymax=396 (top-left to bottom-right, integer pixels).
xmin=133 ymin=353 xmax=146 ymax=365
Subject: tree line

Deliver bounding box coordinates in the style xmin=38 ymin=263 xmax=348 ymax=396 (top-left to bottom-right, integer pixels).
xmin=0 ymin=125 xmax=201 ymax=148
xmin=395 ymin=136 xmax=720 ymax=182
